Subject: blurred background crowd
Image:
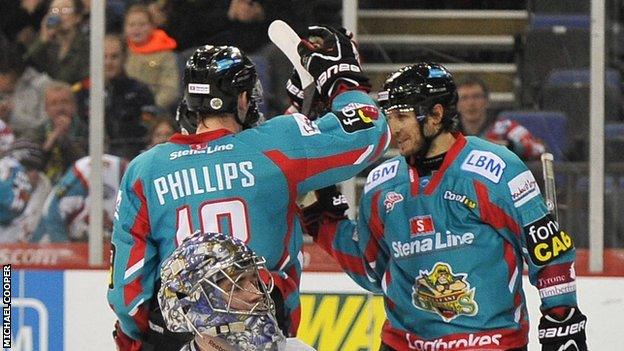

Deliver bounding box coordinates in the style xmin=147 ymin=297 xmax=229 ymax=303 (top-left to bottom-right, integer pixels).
xmin=1 ymin=0 xmax=623 ymax=247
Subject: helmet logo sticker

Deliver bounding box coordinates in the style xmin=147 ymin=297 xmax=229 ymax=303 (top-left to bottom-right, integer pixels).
xmin=411 ymin=262 xmax=478 ymax=322
xmin=188 ymin=83 xmax=211 ymax=94
xmin=210 ymin=98 xmax=223 ymax=110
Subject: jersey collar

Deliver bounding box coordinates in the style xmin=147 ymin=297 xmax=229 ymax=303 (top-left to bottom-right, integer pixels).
xmin=169 ymin=129 xmax=233 ymax=145
xmin=409 ymin=132 xmax=467 ymax=196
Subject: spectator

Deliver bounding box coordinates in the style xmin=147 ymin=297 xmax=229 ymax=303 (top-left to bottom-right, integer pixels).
xmin=75 ymin=34 xmax=155 ymax=160
xmin=24 ymin=0 xmax=89 ymax=85
xmin=145 ymin=116 xmax=175 ymax=149
xmin=0 ymin=0 xmax=48 ymax=48
xmin=0 ymin=41 xmax=51 ymax=137
xmin=124 ymin=4 xmax=179 ymax=111
xmin=0 ymin=139 xmax=50 ymax=243
xmin=31 ymin=154 xmax=127 ymax=242
xmin=25 ymin=80 xmax=87 ymax=183
xmin=457 ymin=76 xmax=545 ymax=161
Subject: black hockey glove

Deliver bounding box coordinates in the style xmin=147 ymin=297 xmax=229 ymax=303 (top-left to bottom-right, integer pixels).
xmin=300 ymin=185 xmax=349 ymax=239
xmin=286 ymin=69 xmax=305 ymax=111
xmin=297 ymin=25 xmax=370 ymax=102
xmin=538 ymin=306 xmax=587 ymax=351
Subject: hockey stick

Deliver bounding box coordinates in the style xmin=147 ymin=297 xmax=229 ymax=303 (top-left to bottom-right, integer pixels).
xmin=541 ymin=152 xmax=559 ymax=222
xmin=268 ymin=20 xmax=317 ymax=116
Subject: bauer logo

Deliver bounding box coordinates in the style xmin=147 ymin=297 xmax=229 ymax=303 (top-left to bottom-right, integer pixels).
xmin=10 ymin=271 xmax=64 ymax=351
xmin=460 ymin=150 xmax=506 ymax=183
xmin=187 ymin=83 xmax=210 ymax=94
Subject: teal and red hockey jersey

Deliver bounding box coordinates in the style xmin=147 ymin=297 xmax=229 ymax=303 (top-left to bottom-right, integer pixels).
xmin=316 ymin=134 xmax=579 ymax=350
xmin=107 ymin=90 xmax=389 ymax=340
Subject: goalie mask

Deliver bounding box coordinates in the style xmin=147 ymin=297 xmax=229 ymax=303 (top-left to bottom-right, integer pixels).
xmin=179 ymin=45 xmax=263 ymax=133
xmin=158 ymin=231 xmax=285 ymax=350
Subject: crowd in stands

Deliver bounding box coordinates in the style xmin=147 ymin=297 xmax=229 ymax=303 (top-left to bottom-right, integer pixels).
xmin=0 ymin=0 xmax=621 ymax=244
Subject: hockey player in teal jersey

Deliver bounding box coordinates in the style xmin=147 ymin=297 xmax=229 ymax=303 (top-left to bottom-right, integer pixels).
xmin=107 ymin=25 xmax=390 ymax=351
xmin=302 ymin=63 xmax=587 ymax=351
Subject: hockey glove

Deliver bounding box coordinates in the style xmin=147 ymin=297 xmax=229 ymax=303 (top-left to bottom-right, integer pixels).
xmin=297 ymin=25 xmax=370 ymax=102
xmin=300 ymin=185 xmax=349 ymax=238
xmin=286 ymin=69 xmax=305 ymax=111
xmin=113 ymin=321 xmax=142 ymax=351
xmin=538 ymin=306 xmax=587 ymax=351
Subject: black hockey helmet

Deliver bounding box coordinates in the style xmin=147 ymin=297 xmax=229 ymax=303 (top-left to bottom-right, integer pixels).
xmin=6 ymin=139 xmax=46 ymax=171
xmin=181 ymin=45 xmax=262 ymax=132
xmin=377 ymin=62 xmax=458 ymax=130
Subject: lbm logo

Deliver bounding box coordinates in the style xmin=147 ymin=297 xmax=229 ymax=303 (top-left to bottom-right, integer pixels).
xmin=410 ymin=215 xmax=435 ymax=237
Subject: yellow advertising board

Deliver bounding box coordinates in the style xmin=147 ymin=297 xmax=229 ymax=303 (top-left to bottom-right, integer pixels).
xmin=298 ymin=293 xmax=386 ymax=351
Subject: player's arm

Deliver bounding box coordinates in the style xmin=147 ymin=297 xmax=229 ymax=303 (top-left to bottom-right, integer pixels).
xmin=301 ymin=186 xmax=387 ymax=293
xmin=497 ymin=158 xmax=587 ymax=351
xmin=248 ymin=25 xmax=389 ymax=192
xmin=106 ymin=165 xmax=159 ymax=348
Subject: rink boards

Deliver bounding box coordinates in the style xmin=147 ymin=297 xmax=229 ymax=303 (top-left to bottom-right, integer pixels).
xmin=4 ymin=269 xmax=624 ymax=351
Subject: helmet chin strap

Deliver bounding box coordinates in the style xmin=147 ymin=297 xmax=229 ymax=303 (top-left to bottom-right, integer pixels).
xmin=413 ymin=116 xmax=444 ymax=160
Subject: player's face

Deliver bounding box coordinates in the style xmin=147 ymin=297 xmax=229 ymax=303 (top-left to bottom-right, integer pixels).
xmin=457 ymin=84 xmax=488 ymax=124
xmin=387 ymin=110 xmax=424 ymax=156
xmin=218 ymin=270 xmax=265 ymax=311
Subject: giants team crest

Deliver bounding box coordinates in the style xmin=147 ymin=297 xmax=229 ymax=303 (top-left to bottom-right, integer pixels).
xmin=411 ymin=262 xmax=478 ymax=322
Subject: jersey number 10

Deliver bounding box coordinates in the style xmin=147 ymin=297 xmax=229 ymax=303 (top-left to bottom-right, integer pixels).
xmin=175 ymin=198 xmax=250 ymax=245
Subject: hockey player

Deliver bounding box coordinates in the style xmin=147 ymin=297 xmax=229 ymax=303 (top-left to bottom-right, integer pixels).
xmin=107 ymin=25 xmax=389 ymax=351
xmin=0 ymin=140 xmax=49 ymax=242
xmin=301 ymin=63 xmax=587 ymax=351
xmin=159 ymin=231 xmax=315 ymax=351
xmin=31 ymin=154 xmax=127 ymax=242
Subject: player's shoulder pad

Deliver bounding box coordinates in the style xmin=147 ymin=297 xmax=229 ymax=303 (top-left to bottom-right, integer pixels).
xmin=364 ymin=158 xmax=402 ymax=194
xmin=333 ymin=102 xmax=380 ymax=134
xmin=459 ymin=136 xmax=519 ymax=184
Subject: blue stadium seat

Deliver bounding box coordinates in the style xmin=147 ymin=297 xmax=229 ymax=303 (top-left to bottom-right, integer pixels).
xmin=541 ymin=69 xmax=623 ymax=148
xmin=497 ymin=110 xmax=568 ymax=161
xmin=529 ymin=15 xmax=590 ymax=29
xmin=518 ymin=27 xmax=589 ymax=106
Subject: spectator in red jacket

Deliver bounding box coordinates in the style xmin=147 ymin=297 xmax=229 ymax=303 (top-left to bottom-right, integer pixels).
xmin=457 ymin=75 xmax=545 ymax=160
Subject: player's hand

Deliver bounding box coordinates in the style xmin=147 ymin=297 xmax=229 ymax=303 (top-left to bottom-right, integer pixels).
xmin=285 ymin=69 xmax=304 ymax=111
xmin=113 ymin=321 xmax=142 ymax=351
xmin=297 ymin=25 xmax=370 ymax=101
xmin=300 ymin=185 xmax=349 ymax=238
xmin=538 ymin=306 xmax=587 ymax=351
